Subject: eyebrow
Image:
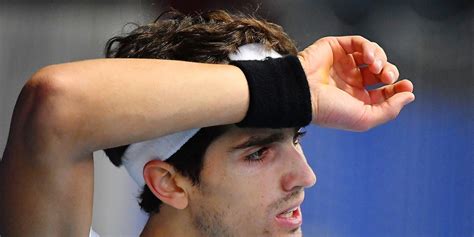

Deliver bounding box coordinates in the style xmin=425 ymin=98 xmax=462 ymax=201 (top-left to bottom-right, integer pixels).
xmin=229 ymin=128 xmax=301 ymax=151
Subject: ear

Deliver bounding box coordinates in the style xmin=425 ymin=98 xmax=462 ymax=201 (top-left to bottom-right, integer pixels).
xmin=143 ymin=160 xmax=189 ymax=209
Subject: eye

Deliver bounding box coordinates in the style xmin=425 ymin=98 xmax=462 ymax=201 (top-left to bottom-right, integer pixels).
xmin=293 ymin=129 xmax=307 ymax=145
xmin=245 ymin=147 xmax=269 ymax=163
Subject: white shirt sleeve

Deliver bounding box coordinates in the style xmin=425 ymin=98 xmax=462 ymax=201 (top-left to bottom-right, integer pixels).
xmin=89 ymin=227 xmax=100 ymax=237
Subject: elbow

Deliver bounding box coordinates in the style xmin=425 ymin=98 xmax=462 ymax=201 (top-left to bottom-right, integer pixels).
xmin=28 ymin=64 xmax=71 ymax=100
xmin=29 ymin=64 xmax=75 ymax=115
xmin=17 ymin=65 xmax=81 ymax=142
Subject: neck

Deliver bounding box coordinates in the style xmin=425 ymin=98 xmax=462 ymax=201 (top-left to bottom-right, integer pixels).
xmin=140 ymin=205 xmax=198 ymax=237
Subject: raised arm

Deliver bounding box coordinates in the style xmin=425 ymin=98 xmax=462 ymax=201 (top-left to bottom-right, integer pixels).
xmin=28 ymin=59 xmax=250 ymax=152
xmin=0 ymin=59 xmax=249 ymax=236
xmin=0 ymin=35 xmax=414 ymax=236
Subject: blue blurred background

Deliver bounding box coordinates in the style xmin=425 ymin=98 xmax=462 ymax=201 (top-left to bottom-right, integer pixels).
xmin=0 ymin=0 xmax=472 ymax=236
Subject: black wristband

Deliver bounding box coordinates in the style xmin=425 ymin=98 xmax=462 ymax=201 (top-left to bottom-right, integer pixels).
xmin=230 ymin=55 xmax=312 ymax=128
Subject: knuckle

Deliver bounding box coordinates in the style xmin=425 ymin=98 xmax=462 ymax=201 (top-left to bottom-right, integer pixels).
xmin=321 ymin=36 xmax=336 ymax=43
xmin=353 ymin=35 xmax=365 ymax=41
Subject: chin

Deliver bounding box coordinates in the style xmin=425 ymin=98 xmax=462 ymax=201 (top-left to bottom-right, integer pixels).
xmin=288 ymin=227 xmax=303 ymax=236
xmin=269 ymin=227 xmax=302 ymax=237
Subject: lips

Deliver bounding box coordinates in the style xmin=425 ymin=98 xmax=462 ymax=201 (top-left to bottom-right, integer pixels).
xmin=277 ymin=206 xmax=299 ymax=218
xmin=275 ymin=205 xmax=303 ymax=229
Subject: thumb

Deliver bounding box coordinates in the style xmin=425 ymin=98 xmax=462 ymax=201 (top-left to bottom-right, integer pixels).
xmin=364 ymin=91 xmax=415 ymax=130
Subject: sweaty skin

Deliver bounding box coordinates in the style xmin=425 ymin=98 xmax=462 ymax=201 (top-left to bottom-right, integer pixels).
xmin=0 ymin=36 xmax=414 ymax=236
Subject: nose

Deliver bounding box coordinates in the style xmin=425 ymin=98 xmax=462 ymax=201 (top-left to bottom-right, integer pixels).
xmin=280 ymin=145 xmax=317 ymax=192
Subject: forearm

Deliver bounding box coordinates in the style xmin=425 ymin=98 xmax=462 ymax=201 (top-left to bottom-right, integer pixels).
xmin=32 ymin=58 xmax=249 ymax=152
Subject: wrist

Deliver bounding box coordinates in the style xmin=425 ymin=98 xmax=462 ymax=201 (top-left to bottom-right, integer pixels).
xmin=297 ymin=54 xmax=310 ymax=77
xmin=298 ymin=53 xmax=320 ymax=123
xmin=230 ymin=55 xmax=312 ymax=128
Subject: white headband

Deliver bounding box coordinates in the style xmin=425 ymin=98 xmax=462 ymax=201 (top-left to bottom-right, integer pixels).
xmin=123 ymin=43 xmax=283 ymax=186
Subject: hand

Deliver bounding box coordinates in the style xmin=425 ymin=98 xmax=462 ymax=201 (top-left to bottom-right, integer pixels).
xmin=298 ymin=36 xmax=415 ymax=131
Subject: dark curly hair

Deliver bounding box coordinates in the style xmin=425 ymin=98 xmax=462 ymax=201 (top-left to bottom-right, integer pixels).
xmin=103 ymin=9 xmax=298 ymax=215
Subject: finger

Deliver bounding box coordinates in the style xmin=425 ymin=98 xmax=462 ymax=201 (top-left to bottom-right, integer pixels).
xmin=352 ymin=52 xmax=365 ymax=65
xmin=360 ymin=62 xmax=400 ymax=86
xmin=351 ymin=42 xmax=387 ymax=73
xmin=335 ymin=36 xmax=375 ymax=63
xmin=360 ymin=67 xmax=382 ymax=86
xmin=394 ymin=79 xmax=414 ymax=92
xmin=355 ymin=51 xmax=398 ymax=86
xmin=337 ymin=54 xmax=364 ymax=88
xmin=334 ymin=36 xmax=390 ymax=76
xmin=368 ymin=43 xmax=388 ymax=74
xmin=379 ymin=62 xmax=399 ymax=84
xmin=364 ymin=91 xmax=415 ymax=130
xmin=368 ymin=80 xmax=414 ymax=104
xmin=353 ymin=51 xmax=381 ymax=85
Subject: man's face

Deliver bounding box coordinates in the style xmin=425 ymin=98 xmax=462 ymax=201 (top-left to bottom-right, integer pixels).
xmin=186 ymin=127 xmax=316 ymax=237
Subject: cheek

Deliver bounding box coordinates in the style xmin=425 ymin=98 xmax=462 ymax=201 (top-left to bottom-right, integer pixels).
xmin=195 ymin=151 xmax=289 ymax=234
xmin=191 ymin=174 xmax=278 ymax=233
xmin=200 ymin=156 xmax=278 ymax=206
xmin=201 ymin=162 xmax=279 ymax=211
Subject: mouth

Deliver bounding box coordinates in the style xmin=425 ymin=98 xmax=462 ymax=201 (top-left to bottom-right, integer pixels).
xmin=275 ymin=205 xmax=303 ymax=229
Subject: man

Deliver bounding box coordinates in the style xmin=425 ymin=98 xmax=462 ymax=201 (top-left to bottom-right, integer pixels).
xmin=0 ymin=10 xmax=414 ymax=236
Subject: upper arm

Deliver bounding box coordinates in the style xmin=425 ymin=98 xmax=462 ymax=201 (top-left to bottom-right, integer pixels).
xmin=0 ymin=71 xmax=95 ymax=236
